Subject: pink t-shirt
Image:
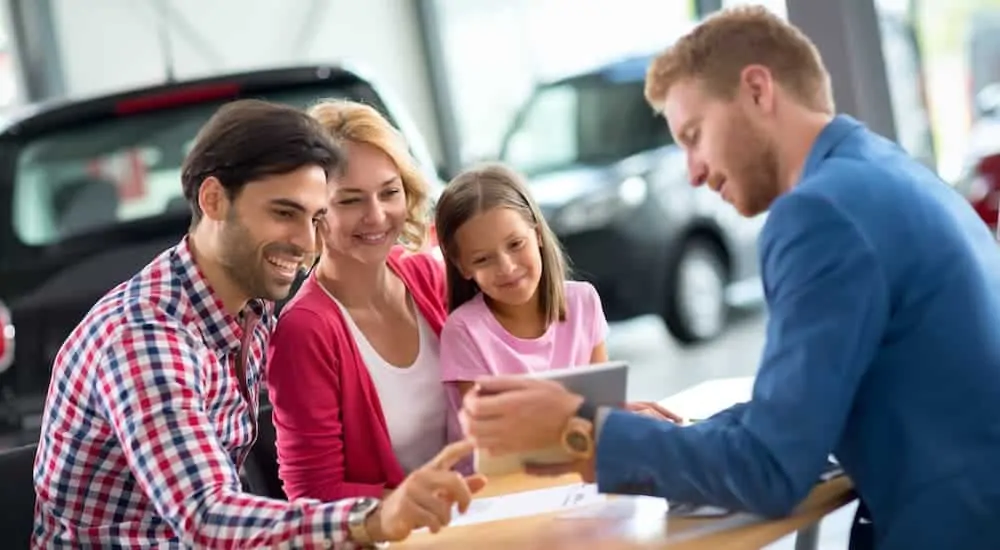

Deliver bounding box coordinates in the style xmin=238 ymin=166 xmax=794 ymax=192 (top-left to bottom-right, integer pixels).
xmin=439 ymin=280 xmax=609 ymax=381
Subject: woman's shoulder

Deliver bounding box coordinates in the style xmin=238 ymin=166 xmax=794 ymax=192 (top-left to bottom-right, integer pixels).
xmin=275 ymin=276 xmax=346 ymax=332
xmin=390 ymin=246 xmax=445 ymax=284
xmin=391 ymin=245 xmax=443 ymax=273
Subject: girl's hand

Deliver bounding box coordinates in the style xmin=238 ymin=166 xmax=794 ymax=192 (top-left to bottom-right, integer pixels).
xmin=623 ymin=401 xmax=684 ymax=423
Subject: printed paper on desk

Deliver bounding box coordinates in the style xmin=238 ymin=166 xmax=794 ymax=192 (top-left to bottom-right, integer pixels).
xmin=558 ymin=493 xmax=668 ymax=520
xmin=414 ymin=483 xmax=607 ymax=531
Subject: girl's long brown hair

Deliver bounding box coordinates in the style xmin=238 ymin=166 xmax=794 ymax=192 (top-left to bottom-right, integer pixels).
xmin=434 ymin=162 xmax=569 ymax=325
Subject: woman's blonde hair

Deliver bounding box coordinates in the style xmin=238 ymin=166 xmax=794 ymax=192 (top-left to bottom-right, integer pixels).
xmin=435 ymin=162 xmax=569 ymax=325
xmin=308 ymin=99 xmax=430 ymax=250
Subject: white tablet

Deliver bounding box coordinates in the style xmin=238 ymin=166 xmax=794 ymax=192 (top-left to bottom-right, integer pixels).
xmin=474 ymin=360 xmax=629 ymax=477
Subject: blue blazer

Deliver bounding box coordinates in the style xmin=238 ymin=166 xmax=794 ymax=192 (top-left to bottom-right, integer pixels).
xmin=594 ymin=115 xmax=1000 ymax=549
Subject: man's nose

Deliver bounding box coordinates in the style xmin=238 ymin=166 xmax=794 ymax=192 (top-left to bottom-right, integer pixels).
xmin=687 ymin=155 xmax=708 ymax=187
xmin=297 ymin=218 xmax=319 ymax=251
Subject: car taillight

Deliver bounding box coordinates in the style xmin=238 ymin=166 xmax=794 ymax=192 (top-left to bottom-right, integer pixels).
xmin=959 ymin=154 xmax=1000 ymax=231
xmin=0 ymin=301 xmax=14 ymax=374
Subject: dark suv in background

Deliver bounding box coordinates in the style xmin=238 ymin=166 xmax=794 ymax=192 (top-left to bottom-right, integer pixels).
xmin=499 ymin=55 xmax=765 ymax=345
xmin=0 ymin=65 xmax=441 ymax=436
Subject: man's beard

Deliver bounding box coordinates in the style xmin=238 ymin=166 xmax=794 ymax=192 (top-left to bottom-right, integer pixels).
xmin=218 ymin=209 xmax=303 ymax=302
xmin=729 ymin=119 xmax=781 ymax=217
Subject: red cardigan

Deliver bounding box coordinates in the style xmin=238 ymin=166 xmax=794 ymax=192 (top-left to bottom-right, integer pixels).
xmin=265 ymin=247 xmax=466 ymax=502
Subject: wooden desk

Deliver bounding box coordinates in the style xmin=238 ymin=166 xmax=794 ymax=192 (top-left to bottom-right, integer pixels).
xmin=395 ymin=377 xmax=855 ymax=548
xmin=394 ymin=473 xmax=855 ymax=549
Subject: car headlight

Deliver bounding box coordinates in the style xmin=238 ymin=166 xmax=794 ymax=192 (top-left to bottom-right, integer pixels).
xmin=552 ymin=175 xmax=648 ymax=234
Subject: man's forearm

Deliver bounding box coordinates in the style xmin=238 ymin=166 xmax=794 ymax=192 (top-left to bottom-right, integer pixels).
xmin=591 ymin=409 xmax=804 ymax=518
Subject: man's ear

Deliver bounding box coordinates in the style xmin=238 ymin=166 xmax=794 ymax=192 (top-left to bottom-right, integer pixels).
xmin=740 ymin=64 xmax=776 ymax=114
xmin=198 ymin=176 xmax=229 ymax=222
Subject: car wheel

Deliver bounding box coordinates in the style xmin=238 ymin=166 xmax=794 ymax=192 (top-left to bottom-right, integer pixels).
xmin=662 ymin=237 xmax=729 ymax=345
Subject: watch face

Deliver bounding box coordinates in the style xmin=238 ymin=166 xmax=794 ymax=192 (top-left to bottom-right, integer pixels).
xmin=350 ymin=497 xmax=379 ymax=515
xmin=567 ymin=430 xmax=590 ymax=453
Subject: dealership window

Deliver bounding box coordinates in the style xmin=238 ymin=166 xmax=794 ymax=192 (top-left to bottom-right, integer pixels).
xmin=431 ymin=0 xmax=693 ymax=165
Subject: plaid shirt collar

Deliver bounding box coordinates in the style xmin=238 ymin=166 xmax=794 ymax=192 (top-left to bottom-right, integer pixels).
xmin=171 ymin=236 xmax=266 ymax=354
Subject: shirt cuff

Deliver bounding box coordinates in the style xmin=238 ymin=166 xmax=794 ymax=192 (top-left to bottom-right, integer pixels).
xmin=313 ymin=498 xmax=363 ymax=550
xmin=594 ymin=406 xmax=612 ymax=444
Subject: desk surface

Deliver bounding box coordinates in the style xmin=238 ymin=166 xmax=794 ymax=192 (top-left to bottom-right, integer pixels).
xmin=393 ymin=473 xmax=855 ymax=549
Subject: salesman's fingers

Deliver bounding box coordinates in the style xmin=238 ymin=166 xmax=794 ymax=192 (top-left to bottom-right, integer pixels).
xmin=643 ymin=402 xmax=683 ymax=422
xmin=627 ymin=401 xmax=683 ymax=422
xmin=464 ymin=390 xmax=533 ymax=419
xmin=472 ymin=375 xmax=537 ymax=395
xmin=428 ymin=439 xmax=475 ymax=471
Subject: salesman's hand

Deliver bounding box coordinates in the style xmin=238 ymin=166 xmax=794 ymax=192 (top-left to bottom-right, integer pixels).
xmin=461 ymin=376 xmax=582 ymax=455
xmin=368 ymin=440 xmax=487 ymax=541
xmin=624 ymin=401 xmax=683 ymax=422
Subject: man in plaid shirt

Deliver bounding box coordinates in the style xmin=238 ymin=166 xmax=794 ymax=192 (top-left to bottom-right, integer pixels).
xmin=32 ymin=99 xmax=484 ymax=548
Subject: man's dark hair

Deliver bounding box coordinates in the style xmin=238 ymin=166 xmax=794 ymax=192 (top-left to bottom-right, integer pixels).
xmin=181 ymin=98 xmax=343 ymax=224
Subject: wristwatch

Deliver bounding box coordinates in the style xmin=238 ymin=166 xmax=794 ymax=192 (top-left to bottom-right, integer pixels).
xmin=560 ymin=416 xmax=595 ymax=460
xmin=347 ymin=497 xmax=381 ymax=546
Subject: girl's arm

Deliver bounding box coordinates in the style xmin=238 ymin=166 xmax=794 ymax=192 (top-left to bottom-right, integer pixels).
xmin=590 ymin=342 xmax=609 ymax=364
xmin=585 ymin=282 xmax=611 ymax=364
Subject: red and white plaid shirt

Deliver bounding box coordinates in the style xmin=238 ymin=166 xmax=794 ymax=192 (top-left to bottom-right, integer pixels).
xmin=33 ymin=237 xmax=361 ymax=548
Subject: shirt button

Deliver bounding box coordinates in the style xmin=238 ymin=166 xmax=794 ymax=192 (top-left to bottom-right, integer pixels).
xmin=322 ymin=540 xmax=332 ymax=549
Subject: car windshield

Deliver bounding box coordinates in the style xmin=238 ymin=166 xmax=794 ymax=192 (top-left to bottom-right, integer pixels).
xmin=10 ymin=84 xmax=382 ymax=247
xmin=500 ymin=78 xmax=674 ymax=177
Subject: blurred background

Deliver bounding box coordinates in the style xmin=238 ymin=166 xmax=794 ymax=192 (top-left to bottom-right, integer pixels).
xmin=2 ymin=0 xmax=1000 ymax=547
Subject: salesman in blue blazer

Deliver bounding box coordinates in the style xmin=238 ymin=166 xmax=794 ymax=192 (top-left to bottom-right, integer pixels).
xmin=459 ymin=7 xmax=1000 ymax=550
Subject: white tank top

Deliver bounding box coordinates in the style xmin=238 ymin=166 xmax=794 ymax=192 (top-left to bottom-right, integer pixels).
xmin=325 ymin=289 xmax=448 ymax=474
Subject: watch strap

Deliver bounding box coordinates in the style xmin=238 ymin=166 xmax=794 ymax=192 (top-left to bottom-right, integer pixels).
xmin=575 ymin=398 xmax=598 ymax=422
xmin=347 ymin=497 xmax=381 ymax=545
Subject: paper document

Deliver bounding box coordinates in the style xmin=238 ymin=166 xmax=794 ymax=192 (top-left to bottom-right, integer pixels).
xmin=415 ymin=483 xmax=607 ymax=531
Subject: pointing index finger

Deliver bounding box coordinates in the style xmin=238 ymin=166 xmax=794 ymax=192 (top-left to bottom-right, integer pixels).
xmin=429 ymin=439 xmax=475 ymax=470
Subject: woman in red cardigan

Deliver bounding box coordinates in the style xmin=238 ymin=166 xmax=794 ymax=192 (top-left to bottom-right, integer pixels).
xmin=266 ymin=99 xmax=469 ymax=502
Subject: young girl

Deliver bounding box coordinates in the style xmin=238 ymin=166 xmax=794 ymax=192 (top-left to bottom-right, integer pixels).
xmin=434 ymin=162 xmax=609 ymax=398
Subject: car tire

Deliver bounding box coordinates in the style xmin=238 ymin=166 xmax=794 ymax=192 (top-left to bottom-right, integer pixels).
xmin=662 ymin=237 xmax=729 ymax=345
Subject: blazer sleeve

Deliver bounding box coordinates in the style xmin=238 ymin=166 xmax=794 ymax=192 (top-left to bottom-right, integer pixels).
xmin=266 ymin=307 xmax=386 ymax=501
xmin=593 ymin=192 xmax=889 ymax=518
